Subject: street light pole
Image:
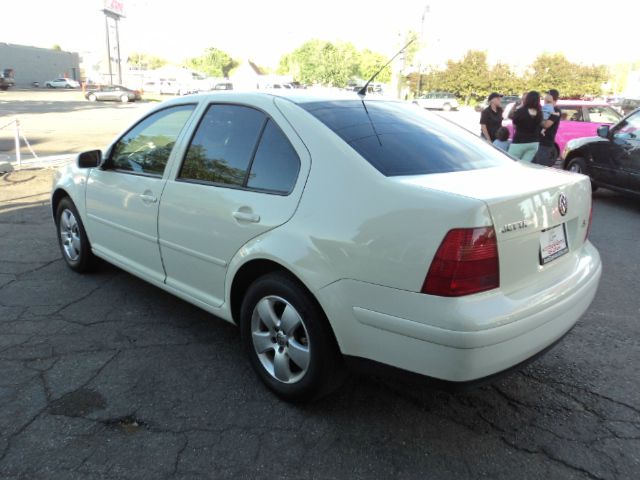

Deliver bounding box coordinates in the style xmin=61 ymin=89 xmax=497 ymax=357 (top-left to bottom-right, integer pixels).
xmin=114 ymin=17 xmax=122 ymax=85
xmin=416 ymin=4 xmax=430 ymax=97
xmin=104 ymin=15 xmax=113 ymax=85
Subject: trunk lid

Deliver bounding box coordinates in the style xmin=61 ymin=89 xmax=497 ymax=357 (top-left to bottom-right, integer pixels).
xmin=395 ymin=164 xmax=593 ymax=295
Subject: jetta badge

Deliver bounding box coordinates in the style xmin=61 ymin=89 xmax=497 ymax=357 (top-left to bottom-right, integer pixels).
xmin=558 ymin=193 xmax=568 ymax=216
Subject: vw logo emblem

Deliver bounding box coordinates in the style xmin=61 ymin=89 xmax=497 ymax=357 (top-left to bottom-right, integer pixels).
xmin=558 ymin=193 xmax=568 ymax=216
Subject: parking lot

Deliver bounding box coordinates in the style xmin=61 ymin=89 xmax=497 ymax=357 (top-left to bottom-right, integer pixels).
xmin=0 ymin=90 xmax=639 ymax=479
xmin=0 ymin=90 xmax=149 ymax=163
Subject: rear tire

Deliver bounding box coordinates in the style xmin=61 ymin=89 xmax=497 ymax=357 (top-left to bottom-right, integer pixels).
xmin=442 ymin=103 xmax=452 ymax=112
xmin=240 ymin=272 xmax=345 ymax=402
xmin=87 ymin=93 xmax=97 ymax=102
xmin=55 ymin=197 xmax=95 ymax=273
xmin=120 ymin=95 xmax=129 ymax=103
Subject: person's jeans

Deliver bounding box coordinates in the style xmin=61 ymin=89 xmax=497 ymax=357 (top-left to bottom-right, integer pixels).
xmin=508 ymin=142 xmax=539 ymax=162
xmin=532 ymin=144 xmax=558 ymax=166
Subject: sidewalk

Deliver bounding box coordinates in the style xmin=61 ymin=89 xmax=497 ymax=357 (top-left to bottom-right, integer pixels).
xmin=0 ymin=153 xmax=73 ymax=172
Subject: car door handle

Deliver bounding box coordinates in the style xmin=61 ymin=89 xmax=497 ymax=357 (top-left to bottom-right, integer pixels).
xmin=139 ymin=193 xmax=158 ymax=203
xmin=232 ymin=211 xmax=260 ymax=223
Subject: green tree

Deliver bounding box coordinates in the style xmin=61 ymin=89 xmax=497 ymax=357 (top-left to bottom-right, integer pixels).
xmin=358 ymin=49 xmax=391 ymax=84
xmin=185 ymin=48 xmax=238 ymax=77
xmin=488 ymin=62 xmax=522 ymax=95
xmin=527 ymin=53 xmax=608 ymax=98
xmin=127 ymin=52 xmax=167 ymax=70
xmin=52 ymin=44 xmax=62 ymax=51
xmin=444 ymin=50 xmax=489 ymax=105
xmin=278 ymin=40 xmax=392 ymax=87
xmin=402 ymin=30 xmax=420 ymax=68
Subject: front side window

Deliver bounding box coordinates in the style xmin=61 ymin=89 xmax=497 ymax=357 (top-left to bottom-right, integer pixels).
xmin=179 ymin=104 xmax=266 ymax=186
xmin=110 ymin=104 xmax=195 ymax=176
xmin=613 ymin=111 xmax=640 ymax=140
xmin=587 ymin=106 xmax=621 ymax=124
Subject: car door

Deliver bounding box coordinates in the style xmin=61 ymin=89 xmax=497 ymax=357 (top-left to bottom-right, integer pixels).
xmin=611 ymin=112 xmax=640 ymax=191
xmin=589 ymin=111 xmax=640 ymax=189
xmin=103 ymin=86 xmax=117 ymax=101
xmin=85 ymin=103 xmax=197 ymax=283
xmin=158 ymin=100 xmax=309 ymax=307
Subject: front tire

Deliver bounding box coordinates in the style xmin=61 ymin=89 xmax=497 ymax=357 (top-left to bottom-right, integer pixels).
xmin=240 ymin=272 xmax=345 ymax=402
xmin=120 ymin=94 xmax=129 ymax=103
xmin=55 ymin=197 xmax=95 ymax=273
xmin=566 ymin=157 xmax=587 ymax=174
xmin=87 ymin=93 xmax=97 ymax=102
xmin=442 ymin=103 xmax=452 ymax=112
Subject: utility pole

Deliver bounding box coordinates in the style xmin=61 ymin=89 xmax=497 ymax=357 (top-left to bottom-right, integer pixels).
xmin=416 ymin=4 xmax=430 ymax=97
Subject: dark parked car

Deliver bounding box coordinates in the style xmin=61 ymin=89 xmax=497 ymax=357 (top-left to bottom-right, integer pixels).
xmin=563 ymin=108 xmax=640 ymax=197
xmin=475 ymin=95 xmax=521 ymax=112
xmin=85 ymin=85 xmax=141 ymax=103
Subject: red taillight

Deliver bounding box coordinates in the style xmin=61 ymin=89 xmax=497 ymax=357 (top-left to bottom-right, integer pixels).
xmin=422 ymin=227 xmax=499 ymax=297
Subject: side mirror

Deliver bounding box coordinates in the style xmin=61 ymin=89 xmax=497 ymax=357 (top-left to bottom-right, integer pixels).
xmin=77 ymin=150 xmax=102 ymax=168
xmin=597 ymin=125 xmax=610 ymax=139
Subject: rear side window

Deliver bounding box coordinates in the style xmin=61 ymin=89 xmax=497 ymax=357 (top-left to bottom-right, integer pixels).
xmin=247 ymin=120 xmax=300 ymax=193
xmin=300 ymin=100 xmax=513 ymax=176
xmin=560 ymin=106 xmax=583 ymax=122
xmin=180 ymin=105 xmax=266 ymax=185
xmin=179 ymin=105 xmax=300 ymax=194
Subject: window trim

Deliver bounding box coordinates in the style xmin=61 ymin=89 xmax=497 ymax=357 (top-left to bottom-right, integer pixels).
xmin=103 ymin=103 xmax=198 ymax=177
xmin=176 ymin=102 xmax=301 ymax=196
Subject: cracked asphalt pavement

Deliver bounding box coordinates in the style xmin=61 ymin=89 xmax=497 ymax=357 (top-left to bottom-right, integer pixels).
xmin=0 ymin=168 xmax=638 ymax=480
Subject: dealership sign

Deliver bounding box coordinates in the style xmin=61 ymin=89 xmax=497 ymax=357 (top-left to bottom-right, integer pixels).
xmin=104 ymin=0 xmax=125 ymax=17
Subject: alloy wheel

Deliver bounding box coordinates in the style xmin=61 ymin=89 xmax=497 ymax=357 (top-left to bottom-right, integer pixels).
xmin=59 ymin=208 xmax=81 ymax=261
xmin=251 ymin=295 xmax=310 ymax=384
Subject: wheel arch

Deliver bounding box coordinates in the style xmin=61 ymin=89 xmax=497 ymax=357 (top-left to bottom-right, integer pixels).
xmin=230 ymin=259 xmax=315 ymax=325
xmin=51 ymin=187 xmax=71 ymax=220
xmin=229 ymin=256 xmax=344 ymax=363
xmin=563 ymin=147 xmax=590 ymax=170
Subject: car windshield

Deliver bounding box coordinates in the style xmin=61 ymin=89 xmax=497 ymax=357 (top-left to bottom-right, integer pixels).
xmin=300 ymin=100 xmax=514 ymax=176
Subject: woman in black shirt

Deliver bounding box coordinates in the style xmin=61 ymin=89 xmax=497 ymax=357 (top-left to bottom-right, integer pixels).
xmin=508 ymin=91 xmax=542 ymax=162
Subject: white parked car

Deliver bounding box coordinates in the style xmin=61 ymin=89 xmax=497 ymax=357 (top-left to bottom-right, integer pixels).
xmin=414 ymin=91 xmax=459 ymax=111
xmin=51 ymin=92 xmax=601 ymax=402
xmin=45 ymin=78 xmax=80 ymax=89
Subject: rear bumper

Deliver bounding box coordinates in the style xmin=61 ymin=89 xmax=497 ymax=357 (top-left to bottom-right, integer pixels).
xmin=318 ymin=242 xmax=601 ymax=382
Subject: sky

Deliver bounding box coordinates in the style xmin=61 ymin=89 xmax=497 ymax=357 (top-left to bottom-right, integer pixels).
xmin=3 ymin=0 xmax=639 ymax=70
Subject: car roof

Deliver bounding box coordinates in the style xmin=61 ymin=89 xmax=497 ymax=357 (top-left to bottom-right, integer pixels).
xmin=166 ymin=90 xmax=398 ymax=105
xmin=556 ymin=100 xmax=609 ymax=106
xmin=504 ymin=99 xmax=612 ymax=108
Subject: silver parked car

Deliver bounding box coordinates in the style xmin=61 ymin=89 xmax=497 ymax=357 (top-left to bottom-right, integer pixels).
xmin=85 ymin=85 xmax=142 ymax=103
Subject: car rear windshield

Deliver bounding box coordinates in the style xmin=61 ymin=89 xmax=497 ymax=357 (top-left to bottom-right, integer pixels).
xmin=300 ymin=100 xmax=513 ymax=176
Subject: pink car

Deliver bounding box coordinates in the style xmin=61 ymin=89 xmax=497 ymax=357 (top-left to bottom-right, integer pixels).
xmin=502 ymin=100 xmax=622 ymax=160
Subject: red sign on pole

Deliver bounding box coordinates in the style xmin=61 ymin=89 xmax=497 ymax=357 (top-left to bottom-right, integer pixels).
xmin=104 ymin=0 xmax=125 ymax=17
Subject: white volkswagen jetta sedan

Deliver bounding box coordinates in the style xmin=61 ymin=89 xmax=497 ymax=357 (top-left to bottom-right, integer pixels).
xmin=52 ymin=92 xmax=601 ymax=401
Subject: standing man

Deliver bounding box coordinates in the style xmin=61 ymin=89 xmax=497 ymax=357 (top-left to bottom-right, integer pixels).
xmin=533 ymin=89 xmax=561 ymax=166
xmin=480 ymin=92 xmax=504 ymax=143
